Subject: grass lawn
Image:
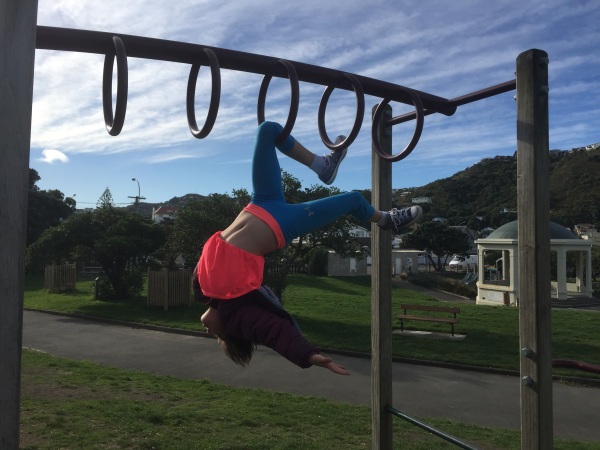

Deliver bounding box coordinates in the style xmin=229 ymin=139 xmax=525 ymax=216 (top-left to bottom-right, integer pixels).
xmin=20 ymin=349 xmax=600 ymax=450
xmin=24 ymin=273 xmax=600 ymax=378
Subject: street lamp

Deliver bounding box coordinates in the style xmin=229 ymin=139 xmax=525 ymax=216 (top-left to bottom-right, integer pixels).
xmin=128 ymin=177 xmax=146 ymax=209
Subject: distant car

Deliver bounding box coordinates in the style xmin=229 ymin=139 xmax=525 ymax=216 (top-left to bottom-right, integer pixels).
xmin=448 ymin=254 xmax=478 ymax=270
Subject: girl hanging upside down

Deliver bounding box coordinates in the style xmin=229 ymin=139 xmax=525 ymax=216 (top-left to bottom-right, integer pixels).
xmin=194 ymin=121 xmax=422 ymax=375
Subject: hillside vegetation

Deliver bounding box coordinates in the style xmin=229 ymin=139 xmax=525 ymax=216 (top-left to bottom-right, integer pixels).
xmin=131 ymin=146 xmax=600 ymax=233
xmin=394 ymin=146 xmax=600 ymax=231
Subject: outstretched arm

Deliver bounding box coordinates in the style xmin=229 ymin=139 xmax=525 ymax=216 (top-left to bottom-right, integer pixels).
xmin=309 ymin=353 xmax=350 ymax=375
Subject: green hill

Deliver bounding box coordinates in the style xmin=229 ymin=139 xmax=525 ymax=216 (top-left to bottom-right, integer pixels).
xmin=393 ymin=145 xmax=600 ymax=231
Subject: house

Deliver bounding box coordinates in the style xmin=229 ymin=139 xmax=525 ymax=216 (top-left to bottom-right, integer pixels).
xmin=411 ymin=196 xmax=432 ymax=204
xmin=574 ymin=224 xmax=600 ymax=243
xmin=152 ymin=205 xmax=179 ymax=223
xmin=349 ymin=225 xmax=370 ymax=238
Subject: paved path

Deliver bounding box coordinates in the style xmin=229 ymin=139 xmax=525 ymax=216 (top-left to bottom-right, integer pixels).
xmin=22 ymin=310 xmax=600 ymax=442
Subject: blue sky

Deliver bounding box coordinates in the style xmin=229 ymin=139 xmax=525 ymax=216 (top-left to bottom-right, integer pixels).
xmin=31 ymin=1 xmax=599 ymax=208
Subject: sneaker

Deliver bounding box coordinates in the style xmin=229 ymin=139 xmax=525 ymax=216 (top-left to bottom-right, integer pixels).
xmin=378 ymin=206 xmax=423 ymax=232
xmin=318 ymin=136 xmax=347 ymax=185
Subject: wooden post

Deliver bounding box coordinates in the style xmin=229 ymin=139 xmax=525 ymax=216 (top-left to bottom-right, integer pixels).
xmin=516 ymin=49 xmax=553 ymax=449
xmin=371 ymin=103 xmax=393 ymax=450
xmin=0 ymin=2 xmax=38 ymax=449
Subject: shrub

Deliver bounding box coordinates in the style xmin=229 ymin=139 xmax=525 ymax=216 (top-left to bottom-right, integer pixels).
xmin=123 ymin=266 xmax=144 ymax=298
xmin=93 ymin=267 xmax=144 ymax=300
xmin=93 ymin=275 xmax=114 ymax=300
xmin=306 ymin=248 xmax=329 ymax=276
xmin=408 ymin=273 xmax=437 ymax=289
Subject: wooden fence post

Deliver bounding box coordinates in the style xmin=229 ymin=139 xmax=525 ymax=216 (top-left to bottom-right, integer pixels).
xmin=371 ymin=103 xmax=393 ymax=450
xmin=516 ymin=49 xmax=553 ymax=449
xmin=0 ymin=2 xmax=39 ymax=448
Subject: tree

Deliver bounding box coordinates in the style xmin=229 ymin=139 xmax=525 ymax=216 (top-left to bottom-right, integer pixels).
xmin=96 ymin=187 xmax=114 ymax=208
xmin=27 ymin=207 xmax=165 ymax=298
xmin=401 ymin=221 xmax=471 ymax=271
xmin=592 ymin=246 xmax=600 ymax=282
xmin=27 ymin=169 xmax=76 ymax=246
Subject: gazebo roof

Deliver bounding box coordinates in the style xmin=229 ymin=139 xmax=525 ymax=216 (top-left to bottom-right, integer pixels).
xmin=486 ymin=220 xmax=578 ymax=240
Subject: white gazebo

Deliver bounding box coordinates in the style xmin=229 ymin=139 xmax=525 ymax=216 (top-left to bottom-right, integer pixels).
xmin=475 ymin=220 xmax=594 ymax=306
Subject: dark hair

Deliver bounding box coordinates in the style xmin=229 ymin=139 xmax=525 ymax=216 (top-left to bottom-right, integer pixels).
xmin=219 ymin=335 xmax=256 ymax=367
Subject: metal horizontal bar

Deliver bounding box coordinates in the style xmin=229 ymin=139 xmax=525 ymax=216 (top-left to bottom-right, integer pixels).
xmin=386 ymin=79 xmax=516 ymax=126
xmin=387 ymin=406 xmax=480 ymax=450
xmin=35 ymin=26 xmax=456 ymax=116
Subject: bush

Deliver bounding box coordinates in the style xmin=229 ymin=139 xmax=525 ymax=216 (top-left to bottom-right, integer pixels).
xmin=93 ymin=275 xmax=114 ymax=300
xmin=123 ymin=266 xmax=144 ymax=298
xmin=306 ymin=248 xmax=329 ymax=276
xmin=93 ymin=267 xmax=144 ymax=300
xmin=407 ymin=273 xmax=437 ymax=289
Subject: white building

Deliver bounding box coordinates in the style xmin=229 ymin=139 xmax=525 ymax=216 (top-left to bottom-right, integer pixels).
xmin=475 ymin=221 xmax=594 ymax=306
xmin=411 ymin=196 xmax=432 ymax=204
xmin=152 ymin=205 xmax=179 ymax=223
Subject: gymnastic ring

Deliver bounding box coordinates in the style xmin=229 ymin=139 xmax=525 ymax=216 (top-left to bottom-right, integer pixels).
xmin=102 ymin=36 xmax=128 ymax=136
xmin=186 ymin=48 xmax=221 ymax=139
xmin=257 ymin=59 xmax=299 ymax=146
xmin=371 ymin=88 xmax=424 ymax=162
xmin=317 ymin=73 xmax=365 ymax=151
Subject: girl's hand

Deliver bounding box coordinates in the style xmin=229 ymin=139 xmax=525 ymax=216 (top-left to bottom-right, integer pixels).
xmin=308 ymin=353 xmax=350 ymax=375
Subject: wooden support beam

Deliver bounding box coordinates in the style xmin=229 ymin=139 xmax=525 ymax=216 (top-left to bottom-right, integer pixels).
xmin=371 ymin=103 xmax=393 ymax=450
xmin=0 ymin=1 xmax=39 ymax=449
xmin=516 ymin=48 xmax=553 ymax=450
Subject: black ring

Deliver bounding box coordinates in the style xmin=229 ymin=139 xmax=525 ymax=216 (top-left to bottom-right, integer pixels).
xmin=186 ymin=48 xmax=221 ymax=139
xmin=371 ymin=88 xmax=424 ymax=162
xmin=318 ymin=73 xmax=365 ymax=151
xmin=257 ymin=59 xmax=299 ymax=146
xmin=102 ymin=36 xmax=128 ymax=136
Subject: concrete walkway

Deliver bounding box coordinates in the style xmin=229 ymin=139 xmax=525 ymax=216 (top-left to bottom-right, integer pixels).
xmin=22 ymin=309 xmax=600 ymax=442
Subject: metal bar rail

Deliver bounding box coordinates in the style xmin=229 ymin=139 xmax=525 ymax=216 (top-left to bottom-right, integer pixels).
xmin=387 ymin=80 xmax=516 ymax=126
xmin=35 ymin=26 xmax=517 ymax=163
xmin=387 ymin=406 xmax=479 ymax=450
xmin=35 ymin=26 xmax=455 ymax=115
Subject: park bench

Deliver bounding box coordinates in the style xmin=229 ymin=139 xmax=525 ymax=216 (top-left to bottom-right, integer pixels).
xmin=398 ymin=304 xmax=460 ymax=336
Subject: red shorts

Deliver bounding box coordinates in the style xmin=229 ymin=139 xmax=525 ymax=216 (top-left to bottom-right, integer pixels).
xmin=198 ymin=232 xmax=264 ymax=299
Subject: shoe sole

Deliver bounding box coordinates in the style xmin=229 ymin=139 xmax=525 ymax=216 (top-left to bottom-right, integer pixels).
xmin=401 ymin=206 xmax=423 ymax=229
xmin=323 ymin=147 xmax=348 ymax=185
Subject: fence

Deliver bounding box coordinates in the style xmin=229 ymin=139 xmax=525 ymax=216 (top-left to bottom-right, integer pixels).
xmin=264 ymin=259 xmax=307 ymax=276
xmin=147 ymin=269 xmax=192 ymax=311
xmin=44 ymin=264 xmax=76 ymax=292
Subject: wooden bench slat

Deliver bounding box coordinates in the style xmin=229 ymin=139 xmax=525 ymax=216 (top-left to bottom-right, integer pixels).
xmin=397 ymin=315 xmax=459 ymax=324
xmin=399 ymin=304 xmax=460 ymax=314
xmin=397 ymin=304 xmax=460 ymax=336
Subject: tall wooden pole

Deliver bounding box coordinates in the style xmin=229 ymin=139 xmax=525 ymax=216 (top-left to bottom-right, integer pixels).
xmin=371 ymin=103 xmax=393 ymax=450
xmin=516 ymin=49 xmax=553 ymax=450
xmin=0 ymin=2 xmax=38 ymax=449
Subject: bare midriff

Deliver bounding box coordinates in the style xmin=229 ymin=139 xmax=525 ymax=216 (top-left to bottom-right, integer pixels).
xmin=220 ymin=208 xmax=281 ymax=255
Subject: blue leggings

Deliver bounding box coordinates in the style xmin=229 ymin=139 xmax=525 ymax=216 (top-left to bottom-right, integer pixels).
xmin=250 ymin=122 xmax=375 ymax=245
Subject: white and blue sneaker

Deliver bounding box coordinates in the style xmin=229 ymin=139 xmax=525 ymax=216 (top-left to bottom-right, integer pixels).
xmin=378 ymin=206 xmax=423 ymax=232
xmin=318 ymin=136 xmax=347 ymax=185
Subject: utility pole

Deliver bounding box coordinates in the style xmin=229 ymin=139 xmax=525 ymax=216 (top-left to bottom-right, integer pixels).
xmin=128 ymin=177 xmax=146 ymax=210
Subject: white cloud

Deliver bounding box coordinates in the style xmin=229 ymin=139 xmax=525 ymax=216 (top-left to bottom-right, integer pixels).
xmin=38 ymin=149 xmax=69 ymax=164
xmin=29 ymin=0 xmax=600 ymax=202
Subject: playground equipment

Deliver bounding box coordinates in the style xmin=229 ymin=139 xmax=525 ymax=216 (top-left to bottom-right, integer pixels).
xmin=1 ymin=4 xmax=567 ymax=449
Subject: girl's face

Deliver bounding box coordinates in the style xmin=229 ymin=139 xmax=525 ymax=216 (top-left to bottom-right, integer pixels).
xmin=200 ymin=307 xmax=226 ymax=339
